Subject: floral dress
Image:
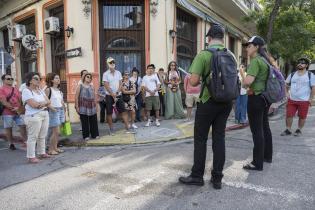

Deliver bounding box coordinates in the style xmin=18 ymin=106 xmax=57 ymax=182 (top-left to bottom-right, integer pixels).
xmin=122 ymin=80 xmax=136 ymax=111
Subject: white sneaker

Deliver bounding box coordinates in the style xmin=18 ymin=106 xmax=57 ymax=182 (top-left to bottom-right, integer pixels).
xmin=145 ymin=121 xmax=151 ymax=127
xmin=155 ymin=120 xmax=160 ymax=127
xmin=131 ymin=123 xmax=138 ymax=129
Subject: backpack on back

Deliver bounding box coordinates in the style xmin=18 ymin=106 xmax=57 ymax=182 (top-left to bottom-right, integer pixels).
xmin=203 ymin=48 xmax=240 ymax=102
xmin=261 ymin=58 xmax=286 ymax=104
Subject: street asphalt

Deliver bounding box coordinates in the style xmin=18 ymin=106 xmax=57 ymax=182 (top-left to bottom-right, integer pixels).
xmin=0 ymin=106 xmax=314 ymax=210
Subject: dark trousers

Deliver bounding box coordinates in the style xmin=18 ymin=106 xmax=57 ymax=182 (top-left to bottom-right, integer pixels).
xmin=159 ymin=92 xmax=165 ymax=116
xmin=99 ymin=100 xmax=106 ymax=123
xmin=135 ymin=94 xmax=142 ymax=121
xmin=80 ymin=114 xmax=99 ymax=139
xmin=191 ymin=99 xmax=232 ymax=180
xmin=247 ymin=95 xmax=273 ymax=169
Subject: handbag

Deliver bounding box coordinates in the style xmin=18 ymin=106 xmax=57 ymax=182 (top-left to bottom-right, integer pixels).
xmin=61 ymin=103 xmax=72 ymax=136
xmin=61 ymin=121 xmax=72 ymax=136
xmin=122 ymin=94 xmax=131 ymax=102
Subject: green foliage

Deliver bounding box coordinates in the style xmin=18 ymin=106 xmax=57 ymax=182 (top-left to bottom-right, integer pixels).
xmin=249 ymin=0 xmax=315 ymax=62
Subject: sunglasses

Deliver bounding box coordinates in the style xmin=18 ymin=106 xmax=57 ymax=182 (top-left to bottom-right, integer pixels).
xmin=298 ymin=61 xmax=307 ymax=64
xmin=33 ymin=77 xmax=40 ymax=81
xmin=5 ymin=78 xmax=13 ymax=81
xmin=109 ymin=61 xmax=115 ymax=64
xmin=86 ymin=75 xmax=92 ymax=79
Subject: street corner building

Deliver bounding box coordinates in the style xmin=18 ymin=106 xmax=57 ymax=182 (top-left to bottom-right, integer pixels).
xmin=0 ymin=0 xmax=259 ymax=122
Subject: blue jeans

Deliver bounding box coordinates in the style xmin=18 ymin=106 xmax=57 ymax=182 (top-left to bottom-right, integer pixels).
xmin=235 ymin=95 xmax=248 ymax=124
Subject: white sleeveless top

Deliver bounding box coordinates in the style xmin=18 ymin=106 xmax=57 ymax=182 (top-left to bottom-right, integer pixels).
xmin=50 ymin=88 xmax=63 ymax=108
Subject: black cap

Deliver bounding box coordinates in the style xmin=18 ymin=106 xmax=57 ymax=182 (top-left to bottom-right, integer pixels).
xmin=206 ymin=24 xmax=225 ymax=39
xmin=243 ymin=36 xmax=265 ymax=46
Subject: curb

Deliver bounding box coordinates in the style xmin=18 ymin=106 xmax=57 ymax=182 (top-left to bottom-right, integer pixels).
xmin=61 ymin=123 xmax=247 ymax=147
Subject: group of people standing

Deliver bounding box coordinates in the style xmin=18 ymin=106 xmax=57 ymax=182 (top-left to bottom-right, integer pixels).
xmin=0 ymin=72 xmax=66 ymax=163
xmin=80 ymin=57 xmax=201 ymax=138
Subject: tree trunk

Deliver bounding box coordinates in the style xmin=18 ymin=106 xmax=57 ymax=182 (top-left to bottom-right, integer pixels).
xmin=266 ymin=0 xmax=282 ymax=44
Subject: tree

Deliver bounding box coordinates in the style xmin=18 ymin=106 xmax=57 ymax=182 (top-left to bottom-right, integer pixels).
xmin=245 ymin=0 xmax=315 ymax=73
xmin=266 ymin=0 xmax=282 ymax=44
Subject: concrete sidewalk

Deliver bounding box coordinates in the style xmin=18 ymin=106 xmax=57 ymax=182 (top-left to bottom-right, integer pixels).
xmin=0 ymin=112 xmax=247 ymax=148
xmin=61 ymin=114 xmax=247 ymax=146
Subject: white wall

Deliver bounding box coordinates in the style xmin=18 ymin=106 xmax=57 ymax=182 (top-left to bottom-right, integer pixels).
xmin=150 ymin=0 xmax=175 ymax=70
xmin=66 ymin=0 xmax=94 ymax=74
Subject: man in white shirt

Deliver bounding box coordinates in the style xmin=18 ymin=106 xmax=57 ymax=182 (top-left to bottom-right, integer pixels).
xmin=281 ymin=57 xmax=315 ymax=137
xmin=103 ymin=57 xmax=123 ymax=135
xmin=141 ymin=64 xmax=161 ymax=127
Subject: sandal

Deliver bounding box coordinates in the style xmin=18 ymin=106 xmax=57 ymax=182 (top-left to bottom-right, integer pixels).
xmin=48 ymin=151 xmax=59 ymax=155
xmin=243 ymin=163 xmax=263 ymax=171
xmin=56 ymin=149 xmax=64 ymax=153
xmin=28 ymin=158 xmax=40 ymax=164
xmin=39 ymin=154 xmax=51 ymax=159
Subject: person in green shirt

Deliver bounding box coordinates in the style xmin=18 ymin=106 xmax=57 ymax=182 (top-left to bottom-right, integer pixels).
xmin=241 ymin=36 xmax=273 ymax=171
xmin=179 ymin=24 xmax=234 ymax=190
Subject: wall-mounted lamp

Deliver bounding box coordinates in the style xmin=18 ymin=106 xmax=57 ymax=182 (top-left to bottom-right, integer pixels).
xmin=150 ymin=0 xmax=159 ymax=16
xmin=169 ymin=29 xmax=177 ymax=39
xmin=81 ymin=0 xmax=91 ymax=18
xmin=65 ymin=26 xmax=74 ymax=38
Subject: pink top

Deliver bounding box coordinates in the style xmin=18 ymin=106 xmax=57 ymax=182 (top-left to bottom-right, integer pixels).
xmin=0 ymin=85 xmax=21 ymax=116
xmin=184 ymin=75 xmax=201 ymax=94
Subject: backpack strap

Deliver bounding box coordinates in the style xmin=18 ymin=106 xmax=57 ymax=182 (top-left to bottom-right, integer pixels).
xmin=46 ymin=87 xmax=52 ymax=99
xmin=287 ymin=71 xmax=295 ymax=87
xmin=199 ymin=48 xmax=218 ymax=99
xmin=6 ymin=87 xmax=15 ymax=102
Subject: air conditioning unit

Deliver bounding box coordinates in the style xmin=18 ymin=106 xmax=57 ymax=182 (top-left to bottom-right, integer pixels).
xmin=44 ymin=17 xmax=60 ymax=34
xmin=12 ymin=24 xmax=26 ymax=41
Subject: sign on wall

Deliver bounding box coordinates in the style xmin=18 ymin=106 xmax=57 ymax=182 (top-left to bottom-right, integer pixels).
xmin=65 ymin=47 xmax=82 ymax=59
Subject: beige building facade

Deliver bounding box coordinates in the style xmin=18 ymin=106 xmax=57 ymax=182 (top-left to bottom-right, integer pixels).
xmin=0 ymin=0 xmax=259 ymax=122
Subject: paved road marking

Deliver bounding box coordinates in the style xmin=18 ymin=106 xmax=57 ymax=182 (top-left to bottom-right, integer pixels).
xmin=224 ymin=181 xmax=314 ymax=202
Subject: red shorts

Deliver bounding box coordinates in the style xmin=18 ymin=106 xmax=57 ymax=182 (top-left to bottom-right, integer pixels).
xmin=286 ymin=99 xmax=310 ymax=119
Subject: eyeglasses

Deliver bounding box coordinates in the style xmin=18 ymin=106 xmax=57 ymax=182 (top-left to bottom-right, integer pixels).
xmin=5 ymin=78 xmax=13 ymax=81
xmin=33 ymin=77 xmax=40 ymax=81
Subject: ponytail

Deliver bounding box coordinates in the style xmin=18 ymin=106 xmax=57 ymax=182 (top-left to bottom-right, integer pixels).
xmin=258 ymin=46 xmax=279 ymax=68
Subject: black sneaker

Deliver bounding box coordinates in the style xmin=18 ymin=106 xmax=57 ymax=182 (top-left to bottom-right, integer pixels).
xmin=281 ymin=129 xmax=292 ymax=136
xmin=9 ymin=144 xmax=16 ymax=150
xmin=179 ymin=175 xmax=204 ymax=186
xmin=294 ymin=129 xmax=302 ymax=137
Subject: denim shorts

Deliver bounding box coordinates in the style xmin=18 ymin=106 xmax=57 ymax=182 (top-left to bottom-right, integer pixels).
xmin=2 ymin=115 xmax=25 ymax=128
xmin=49 ymin=107 xmax=65 ymax=127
